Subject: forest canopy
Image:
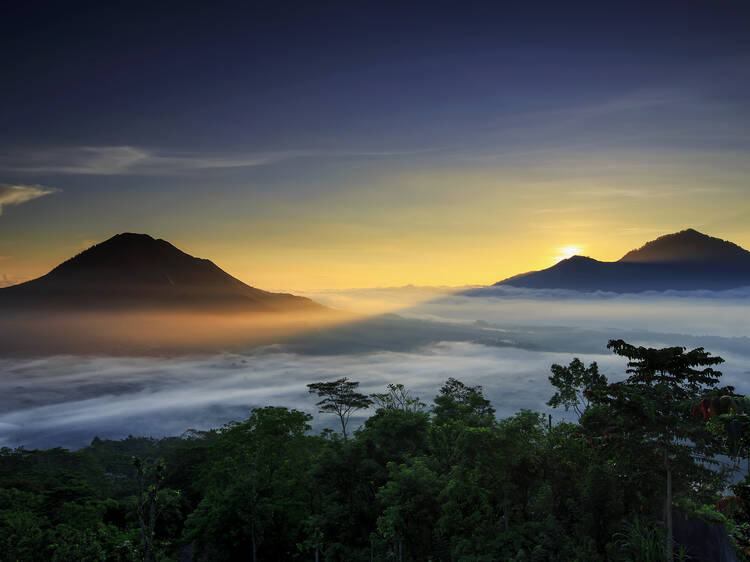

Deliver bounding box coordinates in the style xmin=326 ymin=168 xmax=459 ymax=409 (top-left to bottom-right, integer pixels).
xmin=1 ymin=339 xmax=749 ymax=561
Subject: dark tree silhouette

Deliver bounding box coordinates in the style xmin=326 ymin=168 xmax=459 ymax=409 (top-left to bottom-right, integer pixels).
xmin=307 ymin=377 xmax=373 ymax=440
xmin=547 ymin=358 xmax=608 ymax=419
xmin=605 ymin=339 xmax=724 ymax=560
xmin=371 ymin=383 xmax=425 ymax=413
xmin=132 ymin=457 xmax=172 ymax=562
xmin=432 ymin=377 xmax=495 ymax=427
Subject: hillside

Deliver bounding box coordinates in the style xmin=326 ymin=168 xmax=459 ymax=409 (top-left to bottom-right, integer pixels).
xmin=494 ymin=229 xmax=750 ymax=292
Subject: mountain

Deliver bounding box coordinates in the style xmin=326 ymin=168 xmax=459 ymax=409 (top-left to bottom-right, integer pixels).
xmin=618 ymin=228 xmax=750 ymax=263
xmin=0 ymin=233 xmax=323 ymax=312
xmin=494 ymin=229 xmax=750 ymax=292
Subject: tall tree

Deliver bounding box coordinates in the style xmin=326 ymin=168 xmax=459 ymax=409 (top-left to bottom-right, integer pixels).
xmin=132 ymin=457 xmax=179 ymax=562
xmin=605 ymin=339 xmax=724 ymax=560
xmin=307 ymin=378 xmax=373 ymax=440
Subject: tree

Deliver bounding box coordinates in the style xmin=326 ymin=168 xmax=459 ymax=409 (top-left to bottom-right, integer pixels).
xmin=432 ymin=378 xmax=495 ymax=427
xmin=604 ymin=339 xmax=724 ymax=560
xmin=371 ymin=383 xmax=426 ymax=413
xmin=184 ymin=407 xmax=315 ymax=561
xmin=376 ymin=458 xmax=443 ymax=560
xmin=360 ymin=407 xmax=430 ymax=467
xmin=434 ymin=410 xmax=548 ymax=558
xmin=132 ymin=457 xmax=179 ymax=562
xmin=307 ymin=378 xmax=373 ymax=440
xmin=547 ymin=358 xmax=607 ymax=418
xmin=547 ymin=342 xmax=728 ymax=559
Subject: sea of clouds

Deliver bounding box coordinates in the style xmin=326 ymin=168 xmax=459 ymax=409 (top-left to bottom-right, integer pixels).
xmin=2 ymin=286 xmax=749 ymax=449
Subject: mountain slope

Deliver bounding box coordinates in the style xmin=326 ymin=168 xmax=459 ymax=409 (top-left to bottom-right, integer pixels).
xmin=619 ymin=228 xmax=750 ymax=263
xmin=0 ymin=233 xmax=323 ymax=312
xmin=494 ymin=229 xmax=750 ymax=292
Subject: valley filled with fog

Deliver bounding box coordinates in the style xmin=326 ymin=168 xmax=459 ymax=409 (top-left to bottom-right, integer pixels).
xmin=2 ymin=287 xmax=749 ymax=449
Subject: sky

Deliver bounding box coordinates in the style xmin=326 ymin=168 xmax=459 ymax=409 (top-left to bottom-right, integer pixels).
xmin=1 ymin=1 xmax=750 ymax=291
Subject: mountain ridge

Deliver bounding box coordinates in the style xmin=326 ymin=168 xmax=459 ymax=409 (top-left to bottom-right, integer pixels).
xmin=494 ymin=229 xmax=750 ymax=292
xmin=618 ymin=228 xmax=750 ymax=263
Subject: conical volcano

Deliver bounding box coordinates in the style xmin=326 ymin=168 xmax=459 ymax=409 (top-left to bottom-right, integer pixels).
xmin=0 ymin=233 xmax=323 ymax=311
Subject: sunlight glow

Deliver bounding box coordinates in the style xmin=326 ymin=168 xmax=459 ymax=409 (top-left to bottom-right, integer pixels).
xmin=554 ymin=245 xmax=582 ymax=262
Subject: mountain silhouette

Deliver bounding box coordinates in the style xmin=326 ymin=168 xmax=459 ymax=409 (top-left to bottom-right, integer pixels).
xmin=495 ymin=229 xmax=750 ymax=292
xmin=619 ymin=228 xmax=750 ymax=263
xmin=0 ymin=233 xmax=323 ymax=311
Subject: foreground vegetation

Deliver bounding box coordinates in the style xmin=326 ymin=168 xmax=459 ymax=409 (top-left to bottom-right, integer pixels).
xmin=2 ymin=339 xmax=750 ymax=561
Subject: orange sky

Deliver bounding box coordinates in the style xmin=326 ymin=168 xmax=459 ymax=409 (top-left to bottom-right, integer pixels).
xmin=3 ymin=164 xmax=748 ymax=292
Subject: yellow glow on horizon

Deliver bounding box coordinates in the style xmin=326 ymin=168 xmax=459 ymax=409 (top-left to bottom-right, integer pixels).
xmin=3 ymin=158 xmax=750 ymax=293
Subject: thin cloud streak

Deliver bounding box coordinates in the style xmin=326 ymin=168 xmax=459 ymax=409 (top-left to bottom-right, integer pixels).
xmin=2 ymin=88 xmax=746 ymax=179
xmin=0 ymin=146 xmax=437 ymax=176
xmin=441 ymin=87 xmax=750 ymax=170
xmin=0 ymin=184 xmax=59 ymax=215
xmin=567 ymin=186 xmax=722 ymax=200
xmin=0 ymin=146 xmax=291 ymax=175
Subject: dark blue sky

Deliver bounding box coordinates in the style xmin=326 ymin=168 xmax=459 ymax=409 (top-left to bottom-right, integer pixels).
xmin=1 ymin=1 xmax=749 ymax=289
xmin=3 ymin=1 xmax=749 ymax=150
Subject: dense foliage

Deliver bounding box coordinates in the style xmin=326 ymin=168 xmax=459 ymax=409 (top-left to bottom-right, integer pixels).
xmin=1 ymin=340 xmax=748 ymax=561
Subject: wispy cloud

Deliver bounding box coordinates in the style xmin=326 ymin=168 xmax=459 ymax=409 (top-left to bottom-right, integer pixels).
xmin=447 ymin=87 xmax=750 ymax=168
xmin=0 ymin=184 xmax=59 ymax=215
xmin=0 ymin=146 xmax=434 ymax=176
xmin=0 ymin=146 xmax=292 ymax=175
xmin=568 ymin=185 xmax=721 ymax=200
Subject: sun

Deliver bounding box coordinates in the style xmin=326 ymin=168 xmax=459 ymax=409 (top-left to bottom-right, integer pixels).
xmin=554 ymin=245 xmax=582 ymax=262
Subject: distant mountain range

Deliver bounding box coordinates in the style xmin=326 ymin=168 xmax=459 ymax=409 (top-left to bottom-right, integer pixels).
xmin=495 ymin=229 xmax=750 ymax=292
xmin=0 ymin=233 xmax=323 ymax=312
xmin=3 ymin=229 xmax=748 ymax=316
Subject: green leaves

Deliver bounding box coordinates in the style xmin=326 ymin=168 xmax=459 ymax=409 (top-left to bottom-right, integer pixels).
xmin=603 ymin=339 xmax=725 ymax=446
xmin=184 ymin=406 xmax=315 ymax=561
xmin=376 ymin=458 xmax=442 ymax=558
xmin=607 ymin=339 xmax=723 ymax=393
xmin=548 ymin=358 xmax=607 ymax=418
xmin=0 ymin=357 xmax=739 ymax=561
xmin=432 ymin=378 xmax=495 ymax=427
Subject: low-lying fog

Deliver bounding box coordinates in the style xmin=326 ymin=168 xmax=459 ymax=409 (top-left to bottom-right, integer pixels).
xmin=2 ymin=286 xmax=749 ymax=449
xmin=304 ymin=285 xmax=750 ymax=338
